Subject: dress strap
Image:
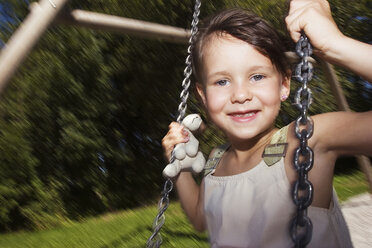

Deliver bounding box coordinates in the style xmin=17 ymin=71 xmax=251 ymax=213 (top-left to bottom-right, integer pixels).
xmin=204 ymin=126 xmax=289 ymax=175
xmin=262 ymin=125 xmax=289 ymax=166
xmin=203 ymin=143 xmax=230 ymax=177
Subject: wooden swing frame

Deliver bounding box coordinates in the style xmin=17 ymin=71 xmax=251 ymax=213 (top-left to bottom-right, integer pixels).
xmin=0 ymin=0 xmax=371 ymax=191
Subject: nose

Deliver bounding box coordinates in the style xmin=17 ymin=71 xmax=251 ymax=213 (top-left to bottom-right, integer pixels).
xmin=231 ymin=82 xmax=253 ymax=103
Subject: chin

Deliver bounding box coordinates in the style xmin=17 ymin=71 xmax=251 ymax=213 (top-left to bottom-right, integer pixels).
xmin=226 ymin=129 xmax=261 ymax=141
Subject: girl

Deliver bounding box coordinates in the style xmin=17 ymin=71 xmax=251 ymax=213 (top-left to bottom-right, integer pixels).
xmin=162 ymin=0 xmax=372 ymax=247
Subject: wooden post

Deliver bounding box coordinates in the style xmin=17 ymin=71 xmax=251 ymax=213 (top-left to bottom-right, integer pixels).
xmin=319 ymin=60 xmax=372 ymax=193
xmin=319 ymin=60 xmax=351 ymax=112
xmin=0 ymin=0 xmax=69 ymax=94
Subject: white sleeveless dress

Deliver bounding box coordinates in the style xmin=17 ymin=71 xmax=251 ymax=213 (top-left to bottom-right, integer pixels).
xmin=203 ymin=127 xmax=353 ymax=248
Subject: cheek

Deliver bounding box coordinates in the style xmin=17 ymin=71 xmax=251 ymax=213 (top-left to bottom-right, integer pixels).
xmin=205 ymin=89 xmax=228 ymax=112
xmin=254 ymin=85 xmax=281 ymax=107
xmin=263 ymin=92 xmax=280 ymax=105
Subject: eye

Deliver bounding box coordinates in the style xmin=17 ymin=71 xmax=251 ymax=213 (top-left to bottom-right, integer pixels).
xmin=215 ymin=79 xmax=230 ymax=86
xmin=251 ymin=74 xmax=265 ymax=82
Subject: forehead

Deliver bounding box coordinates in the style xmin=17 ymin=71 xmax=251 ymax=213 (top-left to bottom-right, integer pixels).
xmin=201 ymin=33 xmax=275 ymax=77
xmin=203 ymin=33 xmax=254 ymax=55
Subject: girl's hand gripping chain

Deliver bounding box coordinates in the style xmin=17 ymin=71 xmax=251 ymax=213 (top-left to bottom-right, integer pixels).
xmin=286 ymin=0 xmax=372 ymax=82
xmin=162 ymin=114 xmax=206 ymax=178
xmin=285 ymin=0 xmax=343 ymax=56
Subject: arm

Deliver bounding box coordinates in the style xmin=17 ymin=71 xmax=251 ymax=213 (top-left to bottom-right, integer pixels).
xmin=174 ymin=173 xmax=206 ymax=232
xmin=311 ymin=111 xmax=372 ymax=157
xmin=286 ymin=0 xmax=372 ymax=82
xmin=162 ymin=122 xmax=206 ymax=232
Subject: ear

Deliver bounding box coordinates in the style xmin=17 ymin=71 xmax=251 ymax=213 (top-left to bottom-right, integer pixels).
xmin=280 ymin=73 xmax=291 ymax=101
xmin=196 ymin=83 xmax=207 ymax=106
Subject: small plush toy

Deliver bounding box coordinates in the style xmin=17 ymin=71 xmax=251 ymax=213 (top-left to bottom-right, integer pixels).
xmin=163 ymin=114 xmax=206 ymax=178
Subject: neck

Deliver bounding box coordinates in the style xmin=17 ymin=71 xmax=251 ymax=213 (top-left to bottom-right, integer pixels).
xmin=228 ymin=126 xmax=277 ymax=165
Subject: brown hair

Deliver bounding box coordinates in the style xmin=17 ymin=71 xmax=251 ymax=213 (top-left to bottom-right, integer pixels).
xmin=192 ymin=8 xmax=290 ymax=83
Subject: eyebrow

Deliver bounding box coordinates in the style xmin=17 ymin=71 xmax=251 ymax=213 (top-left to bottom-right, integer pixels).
xmin=207 ymin=65 xmax=273 ymax=78
xmin=248 ymin=65 xmax=273 ymax=71
xmin=207 ymin=70 xmax=230 ymax=78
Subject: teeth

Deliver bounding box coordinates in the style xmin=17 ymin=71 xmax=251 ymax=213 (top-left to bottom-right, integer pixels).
xmin=234 ymin=112 xmax=255 ymax=117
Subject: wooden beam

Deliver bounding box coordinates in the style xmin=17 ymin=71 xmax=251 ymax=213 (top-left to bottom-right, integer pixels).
xmin=0 ymin=6 xmax=310 ymax=90
xmin=56 ymin=9 xmax=191 ymax=44
xmin=55 ymin=10 xmax=315 ymax=64
xmin=0 ymin=0 xmax=69 ymax=94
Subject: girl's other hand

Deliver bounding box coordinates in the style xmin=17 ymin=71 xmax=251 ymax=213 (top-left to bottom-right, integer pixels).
xmin=162 ymin=122 xmax=190 ymax=162
xmin=285 ymin=0 xmax=344 ymax=57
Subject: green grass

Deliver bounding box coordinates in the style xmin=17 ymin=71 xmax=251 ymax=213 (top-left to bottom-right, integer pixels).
xmin=0 ymin=170 xmax=368 ymax=248
xmin=334 ymin=170 xmax=370 ymax=202
xmin=0 ymin=202 xmax=208 ymax=248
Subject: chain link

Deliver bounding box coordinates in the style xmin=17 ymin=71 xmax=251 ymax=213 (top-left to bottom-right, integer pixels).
xmin=290 ymin=34 xmax=314 ymax=248
xmin=147 ymin=1 xmax=201 ymax=247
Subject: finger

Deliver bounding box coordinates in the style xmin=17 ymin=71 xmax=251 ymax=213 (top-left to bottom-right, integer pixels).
xmin=286 ymin=1 xmax=314 ymax=42
xmin=162 ymin=124 xmax=190 ymax=161
xmin=166 ymin=122 xmax=184 ymax=138
xmin=287 ymin=1 xmax=336 ymax=49
xmin=168 ymin=122 xmax=183 ymax=133
xmin=167 ymin=124 xmax=189 ymax=141
xmin=286 ymin=8 xmax=308 ymax=42
xmin=286 ymin=0 xmax=331 ymax=29
xmin=163 ymin=137 xmax=189 ymax=162
xmin=162 ymin=133 xmax=189 ymax=152
xmin=287 ymin=0 xmax=308 ymax=15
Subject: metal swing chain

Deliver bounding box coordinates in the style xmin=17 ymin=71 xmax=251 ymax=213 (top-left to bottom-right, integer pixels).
xmin=146 ymin=1 xmax=201 ymax=247
xmin=177 ymin=0 xmax=201 ymax=124
xmin=290 ymin=34 xmax=314 ymax=248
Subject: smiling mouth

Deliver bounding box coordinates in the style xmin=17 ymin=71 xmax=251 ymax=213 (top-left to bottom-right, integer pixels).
xmin=229 ymin=111 xmax=259 ymax=122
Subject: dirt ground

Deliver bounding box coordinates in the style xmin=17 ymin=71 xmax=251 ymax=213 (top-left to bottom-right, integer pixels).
xmin=341 ymin=193 xmax=372 ymax=248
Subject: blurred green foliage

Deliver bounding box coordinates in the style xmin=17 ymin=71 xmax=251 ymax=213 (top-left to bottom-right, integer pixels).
xmin=0 ymin=0 xmax=370 ymax=232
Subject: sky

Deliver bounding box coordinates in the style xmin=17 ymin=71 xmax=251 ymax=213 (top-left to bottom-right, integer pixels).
xmin=0 ymin=0 xmax=29 ymax=29
xmin=0 ymin=1 xmax=27 ymax=47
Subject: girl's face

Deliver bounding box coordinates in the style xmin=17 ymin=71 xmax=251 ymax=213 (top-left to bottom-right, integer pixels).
xmin=197 ymin=33 xmax=290 ymax=143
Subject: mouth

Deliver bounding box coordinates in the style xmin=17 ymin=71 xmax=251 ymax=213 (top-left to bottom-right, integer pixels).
xmin=228 ymin=110 xmax=259 ymax=123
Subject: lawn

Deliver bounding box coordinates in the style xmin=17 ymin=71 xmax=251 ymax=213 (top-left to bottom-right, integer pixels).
xmin=0 ymin=170 xmax=369 ymax=248
xmin=0 ymin=202 xmax=208 ymax=248
xmin=333 ymin=170 xmax=370 ymax=202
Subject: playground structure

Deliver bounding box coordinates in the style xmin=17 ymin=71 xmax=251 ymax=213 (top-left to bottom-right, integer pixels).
xmin=0 ymin=0 xmax=371 ymax=192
